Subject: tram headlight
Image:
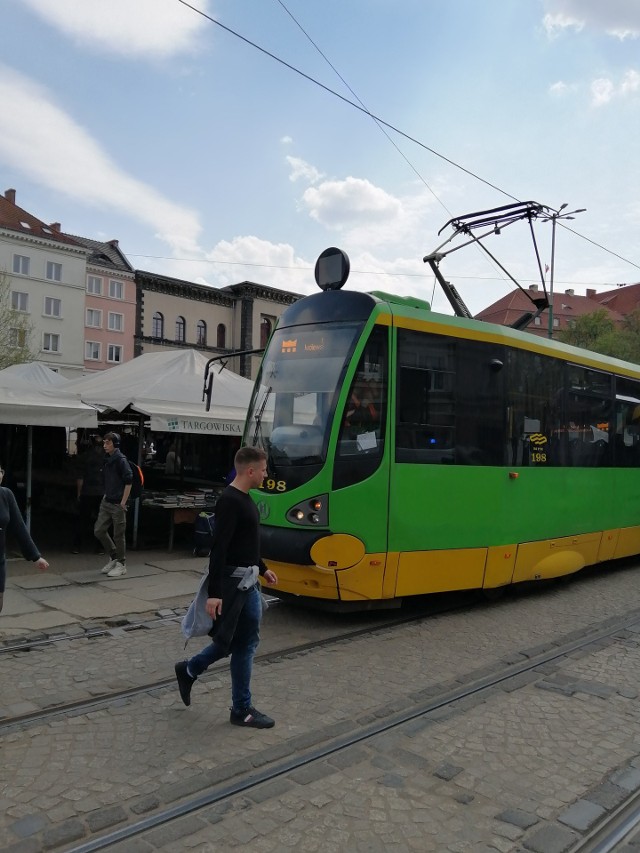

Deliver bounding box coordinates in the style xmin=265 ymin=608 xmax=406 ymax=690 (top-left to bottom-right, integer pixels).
xmin=287 ymin=494 xmax=329 ymax=526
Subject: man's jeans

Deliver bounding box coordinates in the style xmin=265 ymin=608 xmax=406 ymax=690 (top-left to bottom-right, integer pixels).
xmin=94 ymin=499 xmax=127 ymax=562
xmin=187 ymin=584 xmax=262 ymax=711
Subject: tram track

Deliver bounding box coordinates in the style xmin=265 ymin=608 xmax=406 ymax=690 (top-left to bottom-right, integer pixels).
xmin=569 ymin=788 xmax=640 ymax=852
xmin=53 ymin=606 xmax=640 ymax=853
xmin=0 ymin=593 xmax=475 ymax=732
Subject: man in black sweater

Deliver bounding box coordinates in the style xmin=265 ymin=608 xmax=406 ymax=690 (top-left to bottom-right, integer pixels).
xmin=175 ymin=446 xmax=278 ymax=728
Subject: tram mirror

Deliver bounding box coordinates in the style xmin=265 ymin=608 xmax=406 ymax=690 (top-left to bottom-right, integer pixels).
xmin=315 ymin=247 xmax=350 ymax=291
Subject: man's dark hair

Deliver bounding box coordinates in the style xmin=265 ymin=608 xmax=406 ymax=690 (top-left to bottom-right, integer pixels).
xmin=234 ymin=446 xmax=266 ymax=470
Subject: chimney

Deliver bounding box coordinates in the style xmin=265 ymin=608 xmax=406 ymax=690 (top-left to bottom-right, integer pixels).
xmin=108 ymin=239 xmax=119 ymax=248
xmin=4 ymin=188 xmax=16 ymax=204
xmin=49 ymin=222 xmax=60 ymax=233
xmin=529 ymin=284 xmax=539 ymax=291
xmin=586 ymin=289 xmax=596 ymax=298
xmin=564 ymin=289 xmax=574 ymax=296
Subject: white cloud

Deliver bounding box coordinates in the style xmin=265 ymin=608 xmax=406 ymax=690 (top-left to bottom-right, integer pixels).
xmin=0 ymin=65 xmax=201 ymax=252
xmin=621 ymin=68 xmax=640 ymax=94
xmin=591 ymin=78 xmax=616 ymax=106
xmin=543 ymin=0 xmax=640 ymax=39
xmin=286 ymin=156 xmax=324 ymax=185
xmin=20 ymin=0 xmax=210 ymax=59
xmin=549 ymin=81 xmax=574 ymax=96
xmin=591 ymin=70 xmax=640 ymax=105
xmin=301 ymin=177 xmax=402 ymax=228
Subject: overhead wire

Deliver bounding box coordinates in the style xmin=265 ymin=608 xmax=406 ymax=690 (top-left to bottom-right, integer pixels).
xmin=175 ymin=0 xmax=640 ymax=277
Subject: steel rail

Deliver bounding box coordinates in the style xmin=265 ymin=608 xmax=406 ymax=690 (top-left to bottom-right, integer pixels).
xmin=62 ymin=610 xmax=640 ymax=853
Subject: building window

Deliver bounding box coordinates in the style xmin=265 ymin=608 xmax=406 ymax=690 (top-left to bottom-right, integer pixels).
xmin=43 ymin=333 xmax=60 ymax=353
xmin=175 ymin=316 xmax=186 ymax=343
xmin=260 ymin=316 xmax=274 ymax=348
xmin=534 ymin=317 xmax=541 ymax=326
xmin=196 ymin=319 xmax=207 ymax=346
xmin=87 ymin=275 xmax=102 ymax=295
xmin=86 ymin=308 xmax=102 ymax=328
xmin=109 ymin=279 xmax=124 ymax=299
xmin=12 ymin=254 xmax=29 ymax=275
xmin=44 ymin=296 xmax=62 ymax=318
xmin=107 ymin=344 xmax=122 ymax=363
xmin=217 ymin=323 xmax=226 ymax=348
xmin=46 ymin=261 xmax=62 ymax=281
xmin=9 ymin=328 xmax=27 ymax=349
xmin=108 ymin=312 xmax=123 ymax=332
xmin=11 ymin=291 xmax=28 ymax=312
xmin=152 ymin=312 xmax=164 ymax=338
xmin=553 ymin=318 xmax=559 ymax=327
xmin=85 ymin=341 xmax=101 ymax=360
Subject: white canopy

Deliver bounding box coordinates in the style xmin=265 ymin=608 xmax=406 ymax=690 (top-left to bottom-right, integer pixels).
xmin=0 ymin=362 xmax=98 ymax=427
xmin=60 ymin=349 xmax=254 ymax=435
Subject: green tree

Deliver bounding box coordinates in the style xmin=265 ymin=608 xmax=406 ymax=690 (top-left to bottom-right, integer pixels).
xmin=0 ymin=270 xmax=36 ymax=370
xmin=557 ymin=308 xmax=640 ymax=364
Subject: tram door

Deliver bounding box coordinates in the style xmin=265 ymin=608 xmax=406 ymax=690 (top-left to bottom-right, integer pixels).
xmin=389 ymin=331 xmax=506 ymax=595
xmin=331 ymin=325 xmax=390 ymax=600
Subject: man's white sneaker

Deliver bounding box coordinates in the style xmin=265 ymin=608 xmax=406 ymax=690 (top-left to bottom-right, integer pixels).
xmin=107 ymin=562 xmax=127 ymax=578
xmin=101 ymin=559 xmax=117 ymax=574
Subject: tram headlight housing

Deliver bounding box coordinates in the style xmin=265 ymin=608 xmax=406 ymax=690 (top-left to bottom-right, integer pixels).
xmin=287 ymin=494 xmax=329 ymax=526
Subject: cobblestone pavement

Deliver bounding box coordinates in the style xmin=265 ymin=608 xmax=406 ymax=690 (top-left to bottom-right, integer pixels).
xmin=2 ymin=561 xmax=640 ymax=851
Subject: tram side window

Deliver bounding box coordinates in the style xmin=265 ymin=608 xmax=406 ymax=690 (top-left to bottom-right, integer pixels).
xmin=614 ymin=377 xmax=640 ymax=467
xmin=333 ymin=326 xmax=388 ymax=489
xmin=337 ymin=326 xmax=387 ymax=458
xmin=506 ymin=349 xmax=564 ymax=467
xmin=565 ymin=365 xmax=613 ymax=467
xmin=455 ymin=341 xmax=505 ymax=465
xmin=395 ymin=331 xmax=456 ymax=464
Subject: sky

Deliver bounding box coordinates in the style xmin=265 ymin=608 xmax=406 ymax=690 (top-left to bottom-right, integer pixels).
xmin=1 ymin=0 xmax=639 ymax=316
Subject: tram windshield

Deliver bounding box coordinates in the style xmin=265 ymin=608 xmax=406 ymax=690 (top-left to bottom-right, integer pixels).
xmin=246 ymin=322 xmax=364 ymax=481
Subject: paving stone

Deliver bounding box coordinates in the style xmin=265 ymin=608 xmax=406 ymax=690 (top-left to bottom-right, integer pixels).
xmin=558 ymin=799 xmax=606 ymax=830
xmin=85 ymin=804 xmax=128 ymax=833
xmin=522 ymin=823 xmax=578 ymax=853
xmin=41 ymin=818 xmax=86 ymax=849
xmin=611 ymin=767 xmax=640 ymax=792
xmin=496 ymin=808 xmax=539 ymax=829
xmin=9 ymin=813 xmax=49 ymax=838
xmin=433 ymin=762 xmax=463 ymax=781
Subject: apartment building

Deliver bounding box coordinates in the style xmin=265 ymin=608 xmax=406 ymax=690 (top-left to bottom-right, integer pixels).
xmin=0 ymin=188 xmax=87 ymax=377
xmin=1 ymin=188 xmax=301 ymax=381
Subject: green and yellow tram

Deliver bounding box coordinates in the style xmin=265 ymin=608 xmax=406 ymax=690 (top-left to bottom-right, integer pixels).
xmin=240 ymin=230 xmax=640 ymax=608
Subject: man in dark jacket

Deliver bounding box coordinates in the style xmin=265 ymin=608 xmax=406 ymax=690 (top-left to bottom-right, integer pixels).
xmin=94 ymin=432 xmax=132 ymax=578
xmin=0 ymin=464 xmax=49 ymax=613
xmin=174 ymin=446 xmax=278 ymax=728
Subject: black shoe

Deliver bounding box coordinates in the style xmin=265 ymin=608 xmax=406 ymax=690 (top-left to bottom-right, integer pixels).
xmin=229 ymin=706 xmax=275 ymax=728
xmin=71 ymin=548 xmax=80 ymax=554
xmin=175 ymin=661 xmax=195 ymax=706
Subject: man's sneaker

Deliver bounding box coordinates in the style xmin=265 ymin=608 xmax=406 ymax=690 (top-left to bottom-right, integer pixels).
xmin=101 ymin=558 xmax=117 ymax=574
xmin=107 ymin=561 xmax=127 ymax=578
xmin=175 ymin=661 xmax=195 ymax=706
xmin=229 ymin=706 xmax=275 ymax=729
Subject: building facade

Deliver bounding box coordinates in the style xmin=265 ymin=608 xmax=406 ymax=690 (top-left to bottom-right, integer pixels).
xmin=475 ymin=283 xmax=628 ymax=339
xmin=0 ymin=188 xmax=88 ymax=377
xmin=1 ymin=188 xmax=301 ymax=381
xmin=70 ymin=236 xmax=136 ymax=371
xmin=135 ymin=270 xmax=299 ymax=378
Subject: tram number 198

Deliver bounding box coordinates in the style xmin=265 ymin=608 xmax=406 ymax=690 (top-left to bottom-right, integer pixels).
xmin=261 ymin=479 xmax=287 ymax=492
xmin=531 ymin=452 xmax=547 ymax=464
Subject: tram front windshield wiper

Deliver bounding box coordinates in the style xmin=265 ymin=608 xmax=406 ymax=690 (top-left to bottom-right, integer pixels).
xmin=252 ymin=385 xmax=272 ymax=450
